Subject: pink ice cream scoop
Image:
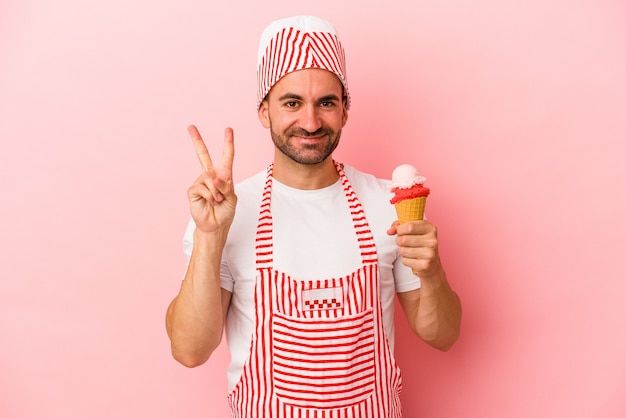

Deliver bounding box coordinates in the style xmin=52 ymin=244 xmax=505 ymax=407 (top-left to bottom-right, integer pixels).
xmin=389 ymin=164 xmax=430 ymax=205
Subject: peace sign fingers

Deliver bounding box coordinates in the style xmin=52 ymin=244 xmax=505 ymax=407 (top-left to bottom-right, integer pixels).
xmin=186 ymin=124 xmax=237 ymax=234
xmin=188 ymin=125 xmax=235 ymax=174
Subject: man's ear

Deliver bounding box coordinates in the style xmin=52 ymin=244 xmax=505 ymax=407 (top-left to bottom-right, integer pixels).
xmin=258 ymin=100 xmax=270 ymax=128
xmin=341 ymin=100 xmax=349 ymax=127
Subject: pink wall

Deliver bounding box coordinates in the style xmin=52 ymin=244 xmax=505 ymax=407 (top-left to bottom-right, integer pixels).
xmin=1 ymin=0 xmax=625 ymax=417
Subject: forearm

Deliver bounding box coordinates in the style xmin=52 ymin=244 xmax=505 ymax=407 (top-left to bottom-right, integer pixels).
xmin=398 ymin=264 xmax=462 ymax=351
xmin=166 ymin=230 xmax=229 ymax=367
xmin=413 ymin=268 xmax=461 ymax=351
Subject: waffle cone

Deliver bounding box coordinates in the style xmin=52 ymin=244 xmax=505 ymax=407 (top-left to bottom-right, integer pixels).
xmin=394 ymin=196 xmax=427 ymax=223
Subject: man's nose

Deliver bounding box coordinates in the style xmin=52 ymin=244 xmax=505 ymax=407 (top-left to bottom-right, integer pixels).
xmin=299 ymin=106 xmax=323 ymax=133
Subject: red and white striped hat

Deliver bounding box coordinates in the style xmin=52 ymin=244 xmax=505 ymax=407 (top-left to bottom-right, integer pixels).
xmin=256 ymin=16 xmax=350 ymax=110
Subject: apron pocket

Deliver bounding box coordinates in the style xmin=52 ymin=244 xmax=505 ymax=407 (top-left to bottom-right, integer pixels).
xmin=271 ymin=308 xmax=376 ymax=409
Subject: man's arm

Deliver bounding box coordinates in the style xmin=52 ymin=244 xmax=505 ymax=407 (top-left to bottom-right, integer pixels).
xmin=166 ymin=126 xmax=237 ymax=367
xmin=166 ymin=231 xmax=233 ymax=367
xmin=389 ymin=220 xmax=462 ymax=351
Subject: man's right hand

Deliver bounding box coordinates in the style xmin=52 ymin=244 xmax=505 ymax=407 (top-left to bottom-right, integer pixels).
xmin=187 ymin=125 xmax=237 ymax=235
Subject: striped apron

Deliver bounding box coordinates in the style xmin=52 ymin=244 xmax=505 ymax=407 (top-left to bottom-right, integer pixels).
xmin=228 ymin=162 xmax=403 ymax=417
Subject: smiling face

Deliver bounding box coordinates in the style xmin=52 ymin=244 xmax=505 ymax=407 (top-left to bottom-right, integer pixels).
xmin=258 ymin=68 xmax=349 ymax=166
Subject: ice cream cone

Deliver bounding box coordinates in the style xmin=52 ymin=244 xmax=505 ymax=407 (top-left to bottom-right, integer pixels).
xmin=394 ymin=196 xmax=426 ymax=223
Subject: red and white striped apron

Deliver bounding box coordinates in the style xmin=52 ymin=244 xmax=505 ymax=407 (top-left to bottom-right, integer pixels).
xmin=228 ymin=162 xmax=402 ymax=417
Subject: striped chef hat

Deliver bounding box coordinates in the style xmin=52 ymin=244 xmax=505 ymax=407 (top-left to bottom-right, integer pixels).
xmin=256 ymin=15 xmax=350 ymax=110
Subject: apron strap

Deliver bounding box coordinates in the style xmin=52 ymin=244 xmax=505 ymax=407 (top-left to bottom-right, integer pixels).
xmin=335 ymin=161 xmax=378 ymax=265
xmin=254 ymin=165 xmax=274 ymax=269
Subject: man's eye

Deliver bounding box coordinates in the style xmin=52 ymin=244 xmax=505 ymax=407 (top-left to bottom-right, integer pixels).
xmin=320 ymin=101 xmax=335 ymax=108
xmin=285 ymin=101 xmax=298 ymax=108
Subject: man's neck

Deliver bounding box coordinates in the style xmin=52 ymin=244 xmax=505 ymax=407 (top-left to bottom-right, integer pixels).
xmin=271 ymin=154 xmax=339 ymax=190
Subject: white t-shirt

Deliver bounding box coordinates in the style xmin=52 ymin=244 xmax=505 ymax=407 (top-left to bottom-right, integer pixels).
xmin=183 ymin=164 xmax=420 ymax=391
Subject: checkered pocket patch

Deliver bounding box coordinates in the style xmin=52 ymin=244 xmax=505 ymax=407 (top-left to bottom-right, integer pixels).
xmin=302 ymin=286 xmax=343 ymax=311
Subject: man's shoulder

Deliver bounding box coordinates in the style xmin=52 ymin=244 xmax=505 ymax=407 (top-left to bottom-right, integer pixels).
xmin=342 ymin=164 xmax=391 ymax=196
xmin=342 ymin=164 xmax=397 ymax=225
xmin=234 ymin=168 xmax=267 ymax=198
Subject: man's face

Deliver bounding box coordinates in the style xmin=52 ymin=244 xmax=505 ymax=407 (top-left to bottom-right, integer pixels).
xmin=258 ymin=68 xmax=349 ymax=165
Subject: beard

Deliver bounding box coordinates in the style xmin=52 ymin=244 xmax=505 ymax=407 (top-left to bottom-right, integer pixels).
xmin=270 ymin=125 xmax=342 ymax=165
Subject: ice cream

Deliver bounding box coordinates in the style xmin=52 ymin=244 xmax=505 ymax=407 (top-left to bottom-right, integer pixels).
xmin=389 ymin=164 xmax=430 ymax=223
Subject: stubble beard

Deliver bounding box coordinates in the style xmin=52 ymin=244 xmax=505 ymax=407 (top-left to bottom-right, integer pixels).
xmin=270 ymin=125 xmax=342 ymax=165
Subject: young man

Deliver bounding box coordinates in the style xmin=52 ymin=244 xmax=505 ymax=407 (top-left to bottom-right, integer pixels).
xmin=166 ymin=15 xmax=461 ymax=417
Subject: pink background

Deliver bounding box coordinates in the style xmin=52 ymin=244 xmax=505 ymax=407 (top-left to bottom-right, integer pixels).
xmin=2 ymin=0 xmax=625 ymax=417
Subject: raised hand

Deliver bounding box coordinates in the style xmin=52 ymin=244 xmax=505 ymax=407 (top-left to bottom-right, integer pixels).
xmin=187 ymin=125 xmax=237 ymax=235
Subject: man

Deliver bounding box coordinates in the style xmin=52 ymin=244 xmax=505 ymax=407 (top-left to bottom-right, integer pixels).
xmin=166 ymin=15 xmax=461 ymax=417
